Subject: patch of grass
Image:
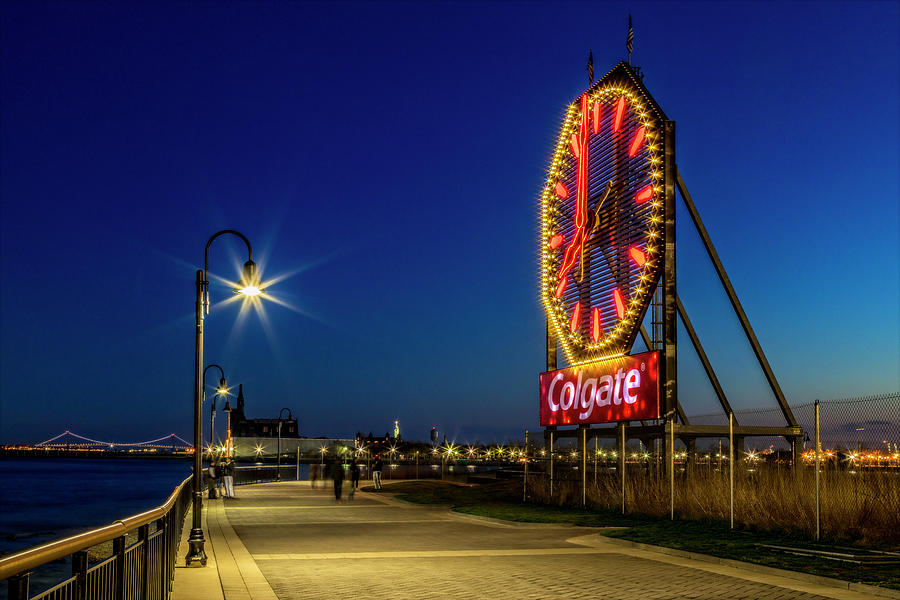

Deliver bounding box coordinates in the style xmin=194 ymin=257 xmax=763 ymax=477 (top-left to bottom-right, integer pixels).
xmin=377 ymin=480 xmax=900 ymax=590
xmin=603 ymin=520 xmax=900 ymax=590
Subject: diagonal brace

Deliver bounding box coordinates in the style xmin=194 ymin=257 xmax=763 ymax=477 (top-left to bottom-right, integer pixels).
xmin=676 ymin=170 xmax=796 ymax=427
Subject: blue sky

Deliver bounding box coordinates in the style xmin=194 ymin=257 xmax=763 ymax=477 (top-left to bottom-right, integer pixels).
xmin=1 ymin=1 xmax=897 ymax=444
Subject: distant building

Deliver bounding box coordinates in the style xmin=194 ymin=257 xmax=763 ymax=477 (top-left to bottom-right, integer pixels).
xmin=228 ymin=384 xmax=352 ymax=459
xmin=230 ymin=384 xmax=299 ymax=438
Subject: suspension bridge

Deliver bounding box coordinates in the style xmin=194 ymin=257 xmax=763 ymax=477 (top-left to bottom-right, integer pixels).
xmin=31 ymin=430 xmax=194 ymax=451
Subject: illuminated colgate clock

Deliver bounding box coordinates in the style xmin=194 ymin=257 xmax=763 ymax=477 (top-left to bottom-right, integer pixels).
xmin=541 ymin=62 xmax=671 ymax=366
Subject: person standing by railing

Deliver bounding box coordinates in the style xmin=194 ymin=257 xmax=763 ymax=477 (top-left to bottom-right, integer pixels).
xmin=215 ymin=459 xmax=225 ymax=497
xmin=223 ymin=457 xmax=236 ymax=498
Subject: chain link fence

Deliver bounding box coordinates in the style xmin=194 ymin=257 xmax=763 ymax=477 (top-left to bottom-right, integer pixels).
xmin=525 ymin=393 xmax=900 ymax=544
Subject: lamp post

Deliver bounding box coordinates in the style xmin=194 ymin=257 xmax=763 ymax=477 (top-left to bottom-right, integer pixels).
xmin=276 ymin=408 xmax=292 ymax=481
xmin=204 ymin=365 xmax=228 ymax=450
xmin=186 ymin=230 xmax=262 ymax=567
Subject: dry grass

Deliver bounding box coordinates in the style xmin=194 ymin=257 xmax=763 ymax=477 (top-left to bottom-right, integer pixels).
xmin=527 ymin=466 xmax=900 ymax=547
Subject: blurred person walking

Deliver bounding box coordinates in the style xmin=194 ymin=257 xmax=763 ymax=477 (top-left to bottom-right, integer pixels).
xmin=372 ymin=455 xmax=384 ymax=491
xmin=331 ymin=457 xmax=345 ymax=501
xmin=349 ymin=458 xmax=360 ymax=500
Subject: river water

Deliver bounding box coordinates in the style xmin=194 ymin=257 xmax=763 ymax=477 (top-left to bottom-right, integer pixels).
xmin=0 ymin=457 xmax=192 ymax=558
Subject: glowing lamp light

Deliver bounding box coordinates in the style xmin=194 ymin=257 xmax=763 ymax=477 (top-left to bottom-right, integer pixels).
xmin=216 ymin=377 xmax=228 ymax=395
xmin=235 ymin=259 xmax=264 ymax=296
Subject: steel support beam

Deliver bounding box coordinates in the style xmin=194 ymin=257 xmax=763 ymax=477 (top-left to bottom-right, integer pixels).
xmin=675 ymin=295 xmax=735 ymax=420
xmin=676 ymin=170 xmax=797 ymax=428
xmin=662 ymin=122 xmax=677 ymax=421
xmin=549 ymin=423 xmax=801 ymax=440
xmin=546 ymin=318 xmax=557 ymax=372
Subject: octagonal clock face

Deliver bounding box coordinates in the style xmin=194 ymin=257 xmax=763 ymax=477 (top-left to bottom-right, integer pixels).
xmin=541 ymin=63 xmax=669 ymax=366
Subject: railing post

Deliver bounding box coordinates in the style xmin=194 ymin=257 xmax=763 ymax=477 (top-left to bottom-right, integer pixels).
xmin=113 ymin=535 xmax=126 ymax=600
xmin=139 ymin=524 xmax=150 ymax=599
xmin=73 ymin=550 xmax=88 ymax=600
xmin=156 ymin=516 xmax=167 ymax=597
xmin=7 ymin=572 xmax=30 ymax=600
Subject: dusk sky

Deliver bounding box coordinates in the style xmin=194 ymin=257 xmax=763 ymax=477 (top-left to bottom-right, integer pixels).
xmin=1 ymin=1 xmax=897 ymax=445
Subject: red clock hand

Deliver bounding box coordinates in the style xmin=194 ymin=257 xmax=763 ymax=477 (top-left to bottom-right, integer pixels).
xmin=556 ymin=94 xmax=591 ymax=295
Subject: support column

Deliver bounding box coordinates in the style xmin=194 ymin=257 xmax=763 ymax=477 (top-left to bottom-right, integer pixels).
xmin=545 ymin=428 xmax=555 ymax=497
xmin=791 ymin=436 xmax=802 ymax=472
xmin=662 ymin=120 xmax=677 ymax=419
xmin=685 ymin=439 xmax=696 ymax=477
xmin=579 ymin=426 xmax=588 ymax=507
xmin=617 ymin=422 xmax=626 ymax=514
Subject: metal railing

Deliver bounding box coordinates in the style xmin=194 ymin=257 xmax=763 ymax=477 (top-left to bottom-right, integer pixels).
xmin=0 ymin=475 xmax=193 ymax=600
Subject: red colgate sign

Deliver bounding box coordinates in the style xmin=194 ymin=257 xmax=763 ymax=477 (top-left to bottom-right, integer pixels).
xmin=539 ymin=351 xmax=659 ymax=426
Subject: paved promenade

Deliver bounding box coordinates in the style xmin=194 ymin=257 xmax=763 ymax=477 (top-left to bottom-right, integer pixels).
xmin=173 ymin=481 xmax=889 ymax=600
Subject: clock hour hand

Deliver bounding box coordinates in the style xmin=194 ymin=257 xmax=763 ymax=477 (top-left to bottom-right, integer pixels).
xmin=589 ymin=180 xmax=620 ymax=237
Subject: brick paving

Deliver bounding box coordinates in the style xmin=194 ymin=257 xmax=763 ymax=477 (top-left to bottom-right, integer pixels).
xmin=175 ymin=480 xmax=886 ymax=600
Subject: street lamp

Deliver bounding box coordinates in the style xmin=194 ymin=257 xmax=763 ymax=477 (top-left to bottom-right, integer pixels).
xmin=204 ymin=364 xmax=228 ymax=450
xmin=276 ymin=408 xmax=292 ymax=481
xmin=186 ymin=230 xmax=262 ymax=567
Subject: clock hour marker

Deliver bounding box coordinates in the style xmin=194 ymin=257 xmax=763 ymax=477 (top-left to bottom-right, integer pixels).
xmin=635 ymin=185 xmax=653 ymax=203
xmin=550 ymin=234 xmax=565 ymax=249
xmin=613 ymin=288 xmax=626 ymax=320
xmin=628 ymin=126 xmax=646 ymax=157
xmin=555 ymin=181 xmax=569 ymax=198
xmin=555 ymin=277 xmax=567 ymax=298
xmin=629 ymin=246 xmax=647 ymax=267
xmin=570 ymin=301 xmax=582 ymax=332
xmin=591 ymin=307 xmax=602 ymax=341
xmin=613 ymin=96 xmax=626 ymax=132
xmin=570 ymin=134 xmax=581 ymax=158
xmin=592 ymin=101 xmax=602 ymax=134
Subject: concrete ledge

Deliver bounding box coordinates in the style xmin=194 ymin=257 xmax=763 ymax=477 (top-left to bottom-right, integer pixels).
xmin=598 ymin=535 xmax=900 ymax=599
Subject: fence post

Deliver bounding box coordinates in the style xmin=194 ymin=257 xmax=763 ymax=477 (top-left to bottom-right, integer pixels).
xmin=668 ymin=419 xmax=674 ymax=520
xmin=139 ymin=524 xmax=150 ymax=599
xmin=523 ymin=430 xmax=529 ymax=502
xmin=73 ymin=550 xmax=88 ymax=600
xmin=581 ymin=427 xmax=587 ymax=507
xmin=297 ymin=448 xmax=301 ymax=481
xmin=729 ymin=411 xmax=734 ymax=530
xmin=815 ymin=399 xmax=821 ymax=541
xmin=113 ymin=534 xmax=126 ymax=600
xmin=594 ymin=437 xmax=598 ymax=483
xmin=549 ymin=430 xmax=555 ymax=497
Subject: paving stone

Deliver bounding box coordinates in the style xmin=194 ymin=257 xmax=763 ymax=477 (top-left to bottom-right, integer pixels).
xmin=179 ymin=480 xmax=882 ymax=600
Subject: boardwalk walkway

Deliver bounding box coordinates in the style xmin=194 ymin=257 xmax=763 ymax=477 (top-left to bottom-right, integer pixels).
xmin=172 ymin=481 xmax=886 ymax=600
